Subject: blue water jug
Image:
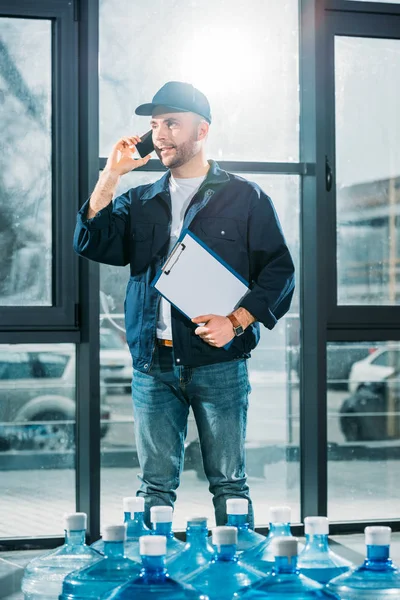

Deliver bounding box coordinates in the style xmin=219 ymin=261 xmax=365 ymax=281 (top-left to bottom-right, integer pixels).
xmin=297 ymin=517 xmax=352 ymax=583
xmin=59 ymin=524 xmax=141 ymax=599
xmin=226 ymin=499 xmax=265 ymax=555
xmin=326 ymin=526 xmax=400 ymax=599
xmin=167 ymin=517 xmax=214 ymax=582
xmin=236 ymin=537 xmax=339 ymax=598
xmin=186 ymin=526 xmax=262 ymax=599
xmin=150 ymin=506 xmax=185 ymax=561
xmin=104 ymin=535 xmax=209 ymax=599
xmin=21 ymin=513 xmax=101 ymax=600
xmin=91 ymin=497 xmax=150 ymax=562
xmin=241 ymin=506 xmax=301 ymax=574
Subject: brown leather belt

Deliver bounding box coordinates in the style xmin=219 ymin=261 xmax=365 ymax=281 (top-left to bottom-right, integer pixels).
xmin=157 ymin=338 xmax=173 ymax=347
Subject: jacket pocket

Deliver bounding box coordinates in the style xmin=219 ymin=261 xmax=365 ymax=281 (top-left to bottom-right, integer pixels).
xmin=130 ymin=223 xmax=154 ymax=274
xmin=198 ymin=217 xmax=239 ymax=242
xmin=196 ymin=217 xmax=247 ymax=278
xmin=124 ymin=279 xmax=145 ymax=357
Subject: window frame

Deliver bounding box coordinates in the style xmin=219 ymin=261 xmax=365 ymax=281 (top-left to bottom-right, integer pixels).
xmin=0 ymin=0 xmax=79 ymax=329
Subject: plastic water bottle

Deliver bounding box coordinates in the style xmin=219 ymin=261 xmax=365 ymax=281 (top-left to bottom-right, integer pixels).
xmin=241 ymin=506 xmax=300 ymax=574
xmin=226 ymin=499 xmax=265 ymax=555
xmin=21 ymin=513 xmax=101 ymax=600
xmin=326 ymin=526 xmax=400 ymax=599
xmin=104 ymin=535 xmax=209 ymax=599
xmin=297 ymin=517 xmax=353 ymax=583
xmin=167 ymin=517 xmax=214 ymax=582
xmin=236 ymin=537 xmax=339 ymax=598
xmin=186 ymin=526 xmax=262 ymax=599
xmin=59 ymin=524 xmax=141 ymax=599
xmin=150 ymin=506 xmax=185 ymax=561
xmin=91 ymin=497 xmax=150 ymax=562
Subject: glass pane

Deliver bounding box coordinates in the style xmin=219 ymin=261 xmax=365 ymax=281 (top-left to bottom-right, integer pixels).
xmin=99 ymin=0 xmax=299 ymax=162
xmin=0 ymin=344 xmax=76 ymax=538
xmin=327 ymin=341 xmax=400 ymax=521
xmin=100 ymin=172 xmax=300 ymax=529
xmin=0 ymin=18 xmax=52 ymax=306
xmin=335 ymin=36 xmax=400 ymax=305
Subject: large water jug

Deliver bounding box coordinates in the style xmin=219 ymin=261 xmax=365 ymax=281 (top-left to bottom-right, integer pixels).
xmin=91 ymin=497 xmax=150 ymax=562
xmin=236 ymin=537 xmax=339 ymax=599
xmin=186 ymin=526 xmax=262 ymax=599
xmin=150 ymin=506 xmax=185 ymax=561
xmin=104 ymin=535 xmax=209 ymax=599
xmin=241 ymin=506 xmax=300 ymax=574
xmin=226 ymin=499 xmax=265 ymax=555
xmin=167 ymin=517 xmax=214 ymax=582
xmin=326 ymin=526 xmax=400 ymax=599
xmin=21 ymin=513 xmax=101 ymax=600
xmin=59 ymin=524 xmax=141 ymax=599
xmin=297 ymin=517 xmax=352 ymax=583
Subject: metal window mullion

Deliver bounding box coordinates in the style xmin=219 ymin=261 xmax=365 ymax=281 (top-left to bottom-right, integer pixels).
xmin=75 ymin=0 xmax=101 ymax=544
xmin=325 ymin=0 xmax=400 ymax=16
xmin=98 ymin=157 xmax=314 ymax=175
xmin=299 ymin=0 xmax=329 ymax=520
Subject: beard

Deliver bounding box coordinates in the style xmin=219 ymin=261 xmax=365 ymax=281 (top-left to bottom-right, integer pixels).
xmin=155 ymin=132 xmax=199 ymax=169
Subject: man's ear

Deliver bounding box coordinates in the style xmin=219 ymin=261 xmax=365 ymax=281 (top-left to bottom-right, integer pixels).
xmin=198 ymin=120 xmax=209 ymax=141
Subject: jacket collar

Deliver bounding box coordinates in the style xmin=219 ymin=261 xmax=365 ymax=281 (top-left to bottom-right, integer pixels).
xmin=139 ymin=159 xmax=230 ymax=203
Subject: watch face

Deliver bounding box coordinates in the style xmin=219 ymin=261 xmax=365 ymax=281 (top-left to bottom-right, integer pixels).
xmin=235 ymin=325 xmax=244 ymax=336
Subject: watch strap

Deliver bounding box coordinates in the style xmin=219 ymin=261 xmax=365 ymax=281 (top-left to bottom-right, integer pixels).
xmin=227 ymin=313 xmax=242 ymax=330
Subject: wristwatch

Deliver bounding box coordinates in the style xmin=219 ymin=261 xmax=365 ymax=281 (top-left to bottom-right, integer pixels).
xmin=227 ymin=313 xmax=244 ymax=337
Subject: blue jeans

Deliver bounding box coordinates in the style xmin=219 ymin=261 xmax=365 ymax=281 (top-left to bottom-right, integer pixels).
xmin=131 ymin=345 xmax=253 ymax=528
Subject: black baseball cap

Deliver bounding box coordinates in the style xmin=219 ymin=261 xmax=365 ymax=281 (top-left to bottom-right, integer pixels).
xmin=135 ymin=81 xmax=212 ymax=124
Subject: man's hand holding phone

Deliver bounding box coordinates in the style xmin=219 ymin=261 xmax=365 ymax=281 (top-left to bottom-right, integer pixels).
xmin=87 ymin=133 xmax=153 ymax=219
xmin=105 ymin=135 xmax=152 ymax=176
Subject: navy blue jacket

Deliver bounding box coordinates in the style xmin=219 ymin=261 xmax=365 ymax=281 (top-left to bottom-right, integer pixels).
xmin=74 ymin=160 xmax=295 ymax=373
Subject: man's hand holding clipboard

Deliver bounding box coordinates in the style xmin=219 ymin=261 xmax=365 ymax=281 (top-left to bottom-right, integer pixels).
xmin=151 ymin=230 xmax=255 ymax=349
xmin=191 ymin=314 xmax=236 ymax=348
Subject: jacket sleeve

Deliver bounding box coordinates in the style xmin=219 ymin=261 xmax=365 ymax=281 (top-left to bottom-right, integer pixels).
xmin=238 ymin=186 xmax=295 ymax=330
xmin=73 ymin=192 xmax=131 ymax=266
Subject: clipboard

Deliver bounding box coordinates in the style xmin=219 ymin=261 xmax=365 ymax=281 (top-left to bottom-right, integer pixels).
xmin=151 ymin=229 xmax=250 ymax=349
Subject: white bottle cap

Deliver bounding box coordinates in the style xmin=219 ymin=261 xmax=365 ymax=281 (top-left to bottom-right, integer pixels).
xmin=150 ymin=506 xmax=173 ymax=524
xmin=365 ymin=526 xmax=391 ymax=546
xmin=270 ymin=506 xmax=291 ymax=523
xmin=226 ymin=498 xmax=248 ymax=515
xmin=64 ymin=513 xmax=87 ymax=531
xmin=272 ymin=537 xmax=298 ymax=558
xmin=212 ymin=526 xmax=237 ymax=546
xmin=187 ymin=517 xmax=208 ymax=525
xmin=103 ymin=524 xmax=127 ymax=542
xmin=140 ymin=535 xmax=167 ymax=556
xmin=123 ymin=497 xmax=145 ymax=514
xmin=304 ymin=516 xmax=329 ymax=536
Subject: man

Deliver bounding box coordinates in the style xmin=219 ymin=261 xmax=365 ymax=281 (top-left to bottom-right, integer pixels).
xmin=74 ymin=81 xmax=295 ymax=528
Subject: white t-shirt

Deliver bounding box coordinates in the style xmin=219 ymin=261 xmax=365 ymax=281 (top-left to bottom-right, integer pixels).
xmin=156 ymin=173 xmax=207 ymax=340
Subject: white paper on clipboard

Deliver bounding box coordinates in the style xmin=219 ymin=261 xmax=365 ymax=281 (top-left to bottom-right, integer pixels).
xmin=151 ymin=229 xmax=250 ymax=320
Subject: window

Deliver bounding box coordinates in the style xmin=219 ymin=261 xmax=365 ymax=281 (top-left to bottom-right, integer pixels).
xmin=0 ymin=18 xmax=52 ymax=306
xmin=335 ymin=36 xmax=400 ymax=305
xmin=0 ymin=351 xmax=32 ymax=380
xmin=0 ymin=344 xmax=76 ymax=537
xmin=372 ymin=351 xmax=390 ymax=368
xmin=327 ymin=341 xmax=400 ymax=521
xmin=32 ymin=353 xmax=70 ymax=379
xmin=99 ymin=0 xmax=299 ymax=162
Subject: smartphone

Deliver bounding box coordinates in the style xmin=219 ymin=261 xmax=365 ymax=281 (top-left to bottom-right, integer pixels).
xmin=135 ymin=129 xmax=154 ymax=157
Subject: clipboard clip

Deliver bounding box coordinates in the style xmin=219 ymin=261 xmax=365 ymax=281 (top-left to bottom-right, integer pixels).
xmin=162 ymin=242 xmax=186 ymax=275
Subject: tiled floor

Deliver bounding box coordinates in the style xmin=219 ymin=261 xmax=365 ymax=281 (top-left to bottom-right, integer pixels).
xmin=1 ymin=534 xmax=400 ymax=599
